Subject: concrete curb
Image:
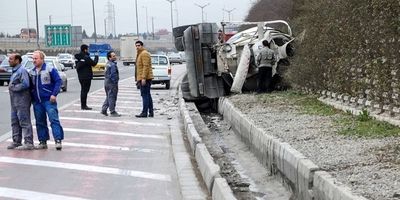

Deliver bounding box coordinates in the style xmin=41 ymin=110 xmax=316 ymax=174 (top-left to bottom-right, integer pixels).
xmin=218 ymin=97 xmax=367 ymax=200
xmin=178 ymin=92 xmax=237 ymax=199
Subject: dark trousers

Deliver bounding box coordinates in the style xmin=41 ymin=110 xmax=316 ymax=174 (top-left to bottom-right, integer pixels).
xmin=257 ymin=67 xmax=273 ymax=93
xmin=79 ymin=79 xmax=92 ymax=108
xmin=139 ymin=80 xmax=153 ymax=115
xmin=102 ymin=83 xmax=118 ymax=113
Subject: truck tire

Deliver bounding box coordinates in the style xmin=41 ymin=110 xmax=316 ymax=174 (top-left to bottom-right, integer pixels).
xmin=181 ymin=74 xmax=197 ymax=101
xmin=175 ymin=37 xmax=185 ymax=51
xmin=0 ymin=81 xmax=3 ymax=86
xmin=165 ymin=81 xmax=170 ymax=89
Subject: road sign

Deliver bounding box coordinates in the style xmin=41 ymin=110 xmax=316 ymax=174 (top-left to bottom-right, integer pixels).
xmin=45 ymin=25 xmax=72 ymax=47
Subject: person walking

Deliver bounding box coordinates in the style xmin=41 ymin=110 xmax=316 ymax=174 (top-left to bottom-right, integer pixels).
xmin=256 ymin=40 xmax=276 ymax=94
xmin=135 ymin=40 xmax=154 ymax=118
xmin=101 ymin=51 xmax=121 ymax=117
xmin=7 ymin=53 xmax=34 ymax=150
xmin=31 ymin=50 xmax=64 ymax=150
xmin=75 ymin=44 xmax=98 ymax=110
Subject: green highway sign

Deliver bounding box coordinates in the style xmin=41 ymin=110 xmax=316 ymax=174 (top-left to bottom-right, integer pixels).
xmin=45 ymin=25 xmax=72 ymax=47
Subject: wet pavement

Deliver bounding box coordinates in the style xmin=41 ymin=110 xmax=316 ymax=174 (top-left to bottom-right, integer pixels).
xmin=0 ymin=77 xmax=207 ymax=200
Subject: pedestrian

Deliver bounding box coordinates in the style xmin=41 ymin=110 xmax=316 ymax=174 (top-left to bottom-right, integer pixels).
xmin=101 ymin=51 xmax=121 ymax=117
xmin=256 ymin=40 xmax=276 ymax=94
xmin=7 ymin=53 xmax=34 ymax=150
xmin=75 ymin=44 xmax=98 ymax=110
xmin=30 ymin=50 xmax=64 ymax=150
xmin=135 ymin=40 xmax=154 ymax=118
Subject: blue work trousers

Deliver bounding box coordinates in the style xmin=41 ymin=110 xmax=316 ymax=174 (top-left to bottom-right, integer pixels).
xmin=33 ymin=101 xmax=64 ymax=141
xmin=102 ymin=83 xmax=118 ymax=113
xmin=140 ymin=80 xmax=153 ymax=115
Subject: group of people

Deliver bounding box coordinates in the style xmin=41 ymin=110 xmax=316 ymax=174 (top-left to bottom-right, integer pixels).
xmin=8 ymin=51 xmax=64 ymax=151
xmin=7 ymin=40 xmax=155 ymax=151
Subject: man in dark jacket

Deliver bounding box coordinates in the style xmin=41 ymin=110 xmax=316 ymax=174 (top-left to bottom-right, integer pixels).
xmin=75 ymin=44 xmax=98 ymax=110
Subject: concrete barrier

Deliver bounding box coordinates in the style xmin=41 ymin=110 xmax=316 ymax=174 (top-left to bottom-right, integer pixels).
xmin=218 ymin=97 xmax=366 ymax=200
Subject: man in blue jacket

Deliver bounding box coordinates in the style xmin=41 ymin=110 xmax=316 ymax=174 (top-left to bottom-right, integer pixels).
xmin=7 ymin=53 xmax=34 ymax=150
xmin=101 ymin=51 xmax=120 ymax=117
xmin=31 ymin=51 xmax=64 ymax=150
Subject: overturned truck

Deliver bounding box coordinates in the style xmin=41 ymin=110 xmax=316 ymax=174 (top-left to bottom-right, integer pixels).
xmin=173 ymin=20 xmax=295 ymax=104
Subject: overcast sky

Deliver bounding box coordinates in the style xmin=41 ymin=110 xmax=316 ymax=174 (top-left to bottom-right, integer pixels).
xmin=0 ymin=0 xmax=255 ymax=36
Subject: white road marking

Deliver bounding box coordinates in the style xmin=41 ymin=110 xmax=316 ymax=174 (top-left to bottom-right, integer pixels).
xmin=63 ymin=110 xmax=130 ymax=115
xmin=0 ymin=187 xmax=90 ymax=200
xmin=0 ymin=157 xmax=172 ymax=182
xmin=67 ymin=77 xmax=76 ymax=81
xmin=60 ymin=117 xmax=165 ymax=127
xmin=72 ymin=104 xmax=142 ymax=109
xmin=5 ymin=139 xmax=160 ymax=153
xmin=89 ymin=95 xmax=141 ymax=100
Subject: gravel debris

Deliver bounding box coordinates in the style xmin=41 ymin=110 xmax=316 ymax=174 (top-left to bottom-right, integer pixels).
xmin=228 ymin=93 xmax=400 ymax=200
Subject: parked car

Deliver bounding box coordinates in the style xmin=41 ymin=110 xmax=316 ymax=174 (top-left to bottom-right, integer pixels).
xmin=91 ymin=56 xmax=106 ymax=77
xmin=57 ymin=53 xmax=75 ymax=69
xmin=151 ymin=54 xmax=171 ymax=89
xmin=44 ymin=57 xmax=68 ymax=92
xmin=168 ymin=53 xmax=183 ymax=64
xmin=0 ymin=55 xmax=34 ymax=86
xmin=0 ymin=54 xmax=6 ymax=63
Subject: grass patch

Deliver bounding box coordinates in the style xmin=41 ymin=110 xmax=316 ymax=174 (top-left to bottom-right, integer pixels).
xmin=256 ymin=90 xmax=400 ymax=138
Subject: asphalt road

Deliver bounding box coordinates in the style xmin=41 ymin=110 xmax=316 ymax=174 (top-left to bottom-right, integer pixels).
xmin=0 ymin=62 xmax=208 ymax=199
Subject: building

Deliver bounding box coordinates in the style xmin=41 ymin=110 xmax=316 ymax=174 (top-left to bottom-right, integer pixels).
xmin=20 ymin=28 xmax=36 ymax=39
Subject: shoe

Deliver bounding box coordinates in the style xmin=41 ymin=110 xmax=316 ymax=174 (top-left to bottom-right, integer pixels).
xmin=135 ymin=113 xmax=147 ymax=118
xmin=148 ymin=112 xmax=154 ymax=117
xmin=81 ymin=106 xmax=93 ymax=110
xmin=55 ymin=140 xmax=62 ymax=151
xmin=101 ymin=110 xmax=108 ymax=116
xmin=36 ymin=141 xmax=48 ymax=149
xmin=7 ymin=142 xmax=22 ymax=149
xmin=110 ymin=111 xmax=121 ymax=117
xmin=15 ymin=143 xmax=34 ymax=150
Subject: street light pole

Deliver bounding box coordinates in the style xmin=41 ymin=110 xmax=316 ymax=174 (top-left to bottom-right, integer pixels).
xmin=165 ymin=0 xmax=175 ymax=34
xmin=35 ymin=0 xmax=40 ymax=49
xmin=91 ymin=0 xmax=97 ymax=43
xmin=223 ymin=8 xmax=236 ymax=21
xmin=25 ymin=0 xmax=30 ymax=41
xmin=135 ymin=0 xmax=139 ymax=39
xmin=194 ymin=3 xmax=210 ymax=23
xmin=142 ymin=6 xmax=149 ymax=33
xmin=70 ymin=0 xmax=73 ymax=26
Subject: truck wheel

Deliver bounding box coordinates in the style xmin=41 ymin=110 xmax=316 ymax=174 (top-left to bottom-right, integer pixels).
xmin=165 ymin=81 xmax=170 ymax=89
xmin=0 ymin=81 xmax=3 ymax=86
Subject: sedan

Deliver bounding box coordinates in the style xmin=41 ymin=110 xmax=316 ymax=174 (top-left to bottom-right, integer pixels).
xmin=45 ymin=56 xmax=68 ymax=92
xmin=0 ymin=55 xmax=34 ymax=86
xmin=57 ymin=53 xmax=75 ymax=69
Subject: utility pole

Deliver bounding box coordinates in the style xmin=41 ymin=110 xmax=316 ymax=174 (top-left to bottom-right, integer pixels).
xmin=25 ymin=0 xmax=30 ymax=41
xmin=104 ymin=18 xmax=107 ymax=37
xmin=223 ymin=8 xmax=236 ymax=21
xmin=135 ymin=0 xmax=139 ymax=39
xmin=142 ymin=6 xmax=149 ymax=33
xmin=151 ymin=16 xmax=155 ymax=40
xmin=35 ymin=0 xmax=40 ymax=49
xmin=165 ymin=0 xmax=175 ymax=36
xmin=174 ymin=8 xmax=179 ymax=26
xmin=49 ymin=15 xmax=52 ymax=25
xmin=92 ymin=0 xmax=97 ymax=43
xmin=70 ymin=0 xmax=73 ymax=26
xmin=194 ymin=3 xmax=210 ymax=23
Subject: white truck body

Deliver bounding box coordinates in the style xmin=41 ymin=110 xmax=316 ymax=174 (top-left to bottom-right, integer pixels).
xmin=120 ymin=36 xmax=137 ymax=66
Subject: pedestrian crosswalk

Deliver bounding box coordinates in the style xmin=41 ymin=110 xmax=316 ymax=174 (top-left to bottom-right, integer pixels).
xmin=0 ymin=79 xmax=182 ymax=199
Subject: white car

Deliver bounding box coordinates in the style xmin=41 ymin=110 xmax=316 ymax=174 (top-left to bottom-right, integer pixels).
xmin=151 ymin=55 xmax=171 ymax=89
xmin=57 ymin=53 xmax=75 ymax=69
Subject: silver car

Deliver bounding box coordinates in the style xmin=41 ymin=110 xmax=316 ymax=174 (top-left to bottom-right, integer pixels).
xmin=45 ymin=56 xmax=68 ymax=92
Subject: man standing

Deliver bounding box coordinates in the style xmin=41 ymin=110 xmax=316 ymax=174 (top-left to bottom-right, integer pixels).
xmin=101 ymin=51 xmax=121 ymax=117
xmin=135 ymin=40 xmax=154 ymax=118
xmin=256 ymin=40 xmax=276 ymax=93
xmin=7 ymin=53 xmax=34 ymax=150
xmin=75 ymin=44 xmax=98 ymax=110
xmin=31 ymin=51 xmax=64 ymax=150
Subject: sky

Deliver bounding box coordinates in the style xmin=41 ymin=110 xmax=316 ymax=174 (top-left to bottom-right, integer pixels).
xmin=0 ymin=0 xmax=256 ymax=36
